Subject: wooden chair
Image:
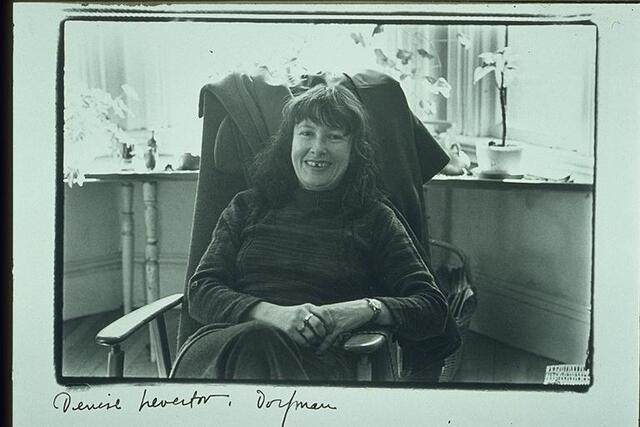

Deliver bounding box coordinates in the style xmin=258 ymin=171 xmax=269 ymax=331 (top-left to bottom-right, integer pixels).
xmin=96 ymin=294 xmax=395 ymax=380
xmin=96 ymin=70 xmax=458 ymax=381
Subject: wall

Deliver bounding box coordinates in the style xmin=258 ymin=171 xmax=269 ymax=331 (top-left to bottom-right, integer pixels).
xmin=129 ymin=181 xmax=196 ymax=306
xmin=426 ymin=185 xmax=593 ymax=363
xmin=62 ymin=182 xmax=122 ymax=319
xmin=63 ymin=179 xmax=592 ymax=363
xmin=62 ymin=180 xmax=196 ymax=320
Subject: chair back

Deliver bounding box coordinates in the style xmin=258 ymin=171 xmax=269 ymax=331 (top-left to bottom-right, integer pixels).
xmin=176 ymin=70 xmax=453 ymax=352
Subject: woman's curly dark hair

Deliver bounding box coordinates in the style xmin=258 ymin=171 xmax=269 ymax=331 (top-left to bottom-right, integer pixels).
xmin=250 ymin=83 xmax=379 ymax=214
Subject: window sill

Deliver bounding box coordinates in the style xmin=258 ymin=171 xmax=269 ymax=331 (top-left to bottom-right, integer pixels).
xmin=427 ymin=173 xmax=592 ymax=192
xmin=429 ymin=134 xmax=594 ymax=191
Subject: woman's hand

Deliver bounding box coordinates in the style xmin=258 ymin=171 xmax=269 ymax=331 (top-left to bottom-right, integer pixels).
xmin=246 ymin=302 xmax=327 ymax=348
xmin=308 ymin=300 xmax=374 ymax=352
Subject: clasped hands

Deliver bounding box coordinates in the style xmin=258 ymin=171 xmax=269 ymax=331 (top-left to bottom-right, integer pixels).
xmin=251 ymin=301 xmax=375 ymax=352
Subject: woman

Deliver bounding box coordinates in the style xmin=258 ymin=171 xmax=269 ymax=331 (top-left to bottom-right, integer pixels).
xmin=173 ymin=84 xmax=448 ymax=381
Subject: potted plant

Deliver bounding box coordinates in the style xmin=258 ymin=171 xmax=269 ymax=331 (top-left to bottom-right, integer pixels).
xmin=473 ymin=46 xmax=524 ymax=177
xmin=64 ymin=81 xmax=138 ymax=186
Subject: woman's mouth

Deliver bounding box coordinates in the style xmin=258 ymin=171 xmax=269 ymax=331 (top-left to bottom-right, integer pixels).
xmin=304 ymin=160 xmax=331 ymax=169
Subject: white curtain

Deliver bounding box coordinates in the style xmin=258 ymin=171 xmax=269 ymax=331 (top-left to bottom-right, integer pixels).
xmin=64 ymin=21 xmax=379 ymax=155
xmin=446 ymin=25 xmax=505 ymax=137
xmin=66 ymin=22 xmax=507 ymax=153
xmin=65 ymin=22 xmax=217 ymax=153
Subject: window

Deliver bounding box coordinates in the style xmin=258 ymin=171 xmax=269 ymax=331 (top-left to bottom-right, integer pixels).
xmin=65 ymin=21 xmax=596 ymax=182
xmin=506 ymin=25 xmax=596 ymax=178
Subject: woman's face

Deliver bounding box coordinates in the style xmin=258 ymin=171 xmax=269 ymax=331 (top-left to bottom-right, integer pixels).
xmin=291 ymin=119 xmax=352 ymax=191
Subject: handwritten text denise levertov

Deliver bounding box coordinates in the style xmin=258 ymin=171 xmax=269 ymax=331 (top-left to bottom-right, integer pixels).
xmin=52 ymin=388 xmax=337 ymax=426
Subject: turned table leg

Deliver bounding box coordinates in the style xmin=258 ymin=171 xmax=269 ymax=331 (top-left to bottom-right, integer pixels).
xmin=143 ymin=181 xmax=160 ymax=362
xmin=121 ymin=183 xmax=134 ymax=315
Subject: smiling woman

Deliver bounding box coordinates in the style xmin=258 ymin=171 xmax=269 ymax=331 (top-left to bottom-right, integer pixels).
xmin=291 ymin=119 xmax=352 ymax=192
xmin=250 ymin=83 xmax=378 ymax=212
xmin=171 ymin=79 xmax=456 ymax=381
xmin=287 ymin=85 xmax=368 ymax=192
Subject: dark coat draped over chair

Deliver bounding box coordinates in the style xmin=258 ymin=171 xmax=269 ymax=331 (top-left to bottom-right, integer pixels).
xmin=176 ymin=70 xmax=460 ymax=379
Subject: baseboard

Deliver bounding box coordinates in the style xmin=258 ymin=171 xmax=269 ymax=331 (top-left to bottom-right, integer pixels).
xmin=62 ymin=253 xmax=123 ymax=320
xmin=63 ymin=252 xmax=189 ymax=319
xmin=63 ymin=252 xmax=121 ymax=277
xmin=476 ymin=272 xmax=591 ymax=323
xmin=131 ymin=251 xmax=189 ymax=306
xmin=470 ymin=272 xmax=591 ymax=363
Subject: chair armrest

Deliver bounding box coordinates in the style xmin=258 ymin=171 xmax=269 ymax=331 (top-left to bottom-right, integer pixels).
xmin=343 ymin=330 xmax=392 ymax=354
xmin=96 ymin=294 xmax=183 ymax=347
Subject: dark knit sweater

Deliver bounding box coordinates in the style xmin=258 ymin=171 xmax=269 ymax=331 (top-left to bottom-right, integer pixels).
xmin=188 ymin=187 xmax=448 ymax=341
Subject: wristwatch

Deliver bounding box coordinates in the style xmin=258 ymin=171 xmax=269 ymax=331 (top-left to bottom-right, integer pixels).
xmin=365 ymin=298 xmax=382 ymax=323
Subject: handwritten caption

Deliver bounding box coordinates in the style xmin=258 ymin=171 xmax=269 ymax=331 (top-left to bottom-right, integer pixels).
xmin=52 ymin=388 xmax=337 ymax=426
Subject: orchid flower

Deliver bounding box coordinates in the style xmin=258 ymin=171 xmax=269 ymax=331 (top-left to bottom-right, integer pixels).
xmin=474 ymin=47 xmax=519 ymax=88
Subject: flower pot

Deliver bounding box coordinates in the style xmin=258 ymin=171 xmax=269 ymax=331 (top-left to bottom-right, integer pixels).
xmin=475 ymin=140 xmax=524 ymax=177
xmin=120 ymin=157 xmax=135 ymax=171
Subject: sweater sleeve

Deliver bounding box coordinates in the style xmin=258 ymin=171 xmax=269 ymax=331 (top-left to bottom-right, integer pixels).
xmin=371 ymin=204 xmax=448 ymax=341
xmin=187 ymin=191 xmax=263 ymax=324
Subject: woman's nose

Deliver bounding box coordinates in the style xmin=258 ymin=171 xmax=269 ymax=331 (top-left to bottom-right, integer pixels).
xmin=309 ymin=137 xmax=327 ymax=154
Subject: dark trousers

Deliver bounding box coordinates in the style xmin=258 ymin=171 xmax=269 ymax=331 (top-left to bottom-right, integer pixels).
xmin=172 ymin=321 xmax=355 ymax=381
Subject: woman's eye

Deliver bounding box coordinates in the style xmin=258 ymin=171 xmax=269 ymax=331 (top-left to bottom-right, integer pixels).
xmin=298 ymin=130 xmax=314 ymax=137
xmin=328 ymin=133 xmax=347 ymax=142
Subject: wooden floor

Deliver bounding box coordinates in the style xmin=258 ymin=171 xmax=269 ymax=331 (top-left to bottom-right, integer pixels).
xmin=452 ymin=331 xmax=557 ymax=384
xmin=62 ymin=309 xmax=182 ymax=378
xmin=62 ymin=309 xmax=557 ymax=383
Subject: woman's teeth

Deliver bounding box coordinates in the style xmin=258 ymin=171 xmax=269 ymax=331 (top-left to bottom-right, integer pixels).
xmin=304 ymin=160 xmax=330 ymax=168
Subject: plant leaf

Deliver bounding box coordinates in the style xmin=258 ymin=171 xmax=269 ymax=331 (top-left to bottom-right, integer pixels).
xmin=425 ymin=76 xmax=437 ymax=84
xmin=112 ymin=99 xmax=125 ymax=119
xmin=425 ymin=77 xmax=452 ymax=98
xmin=117 ymin=97 xmax=131 ymax=115
xmin=473 ymin=65 xmax=495 ymax=84
xmin=434 ymin=77 xmax=452 ymax=98
xmin=374 ymin=48 xmax=395 ymax=68
xmin=121 ymin=83 xmax=140 ymax=101
xmin=501 ymin=46 xmax=514 ymax=60
xmin=478 ymin=52 xmax=496 ymax=64
xmin=372 ymin=24 xmax=384 ymax=36
xmin=395 ymin=49 xmax=413 ymax=65
xmin=413 ymin=32 xmax=428 ymax=44
xmin=120 ymin=99 xmax=135 ymax=117
xmin=418 ymin=98 xmax=435 ymax=117
xmin=350 ymin=32 xmax=366 ymax=47
xmin=457 ymin=32 xmax=472 ymax=49
xmin=417 ymin=48 xmax=434 ymax=60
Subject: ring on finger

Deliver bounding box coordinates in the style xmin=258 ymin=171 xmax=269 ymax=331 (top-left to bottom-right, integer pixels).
xmin=304 ymin=313 xmax=313 ymax=324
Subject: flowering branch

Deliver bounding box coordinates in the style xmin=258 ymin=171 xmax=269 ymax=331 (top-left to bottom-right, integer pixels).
xmin=473 ymin=47 xmax=518 ymax=147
